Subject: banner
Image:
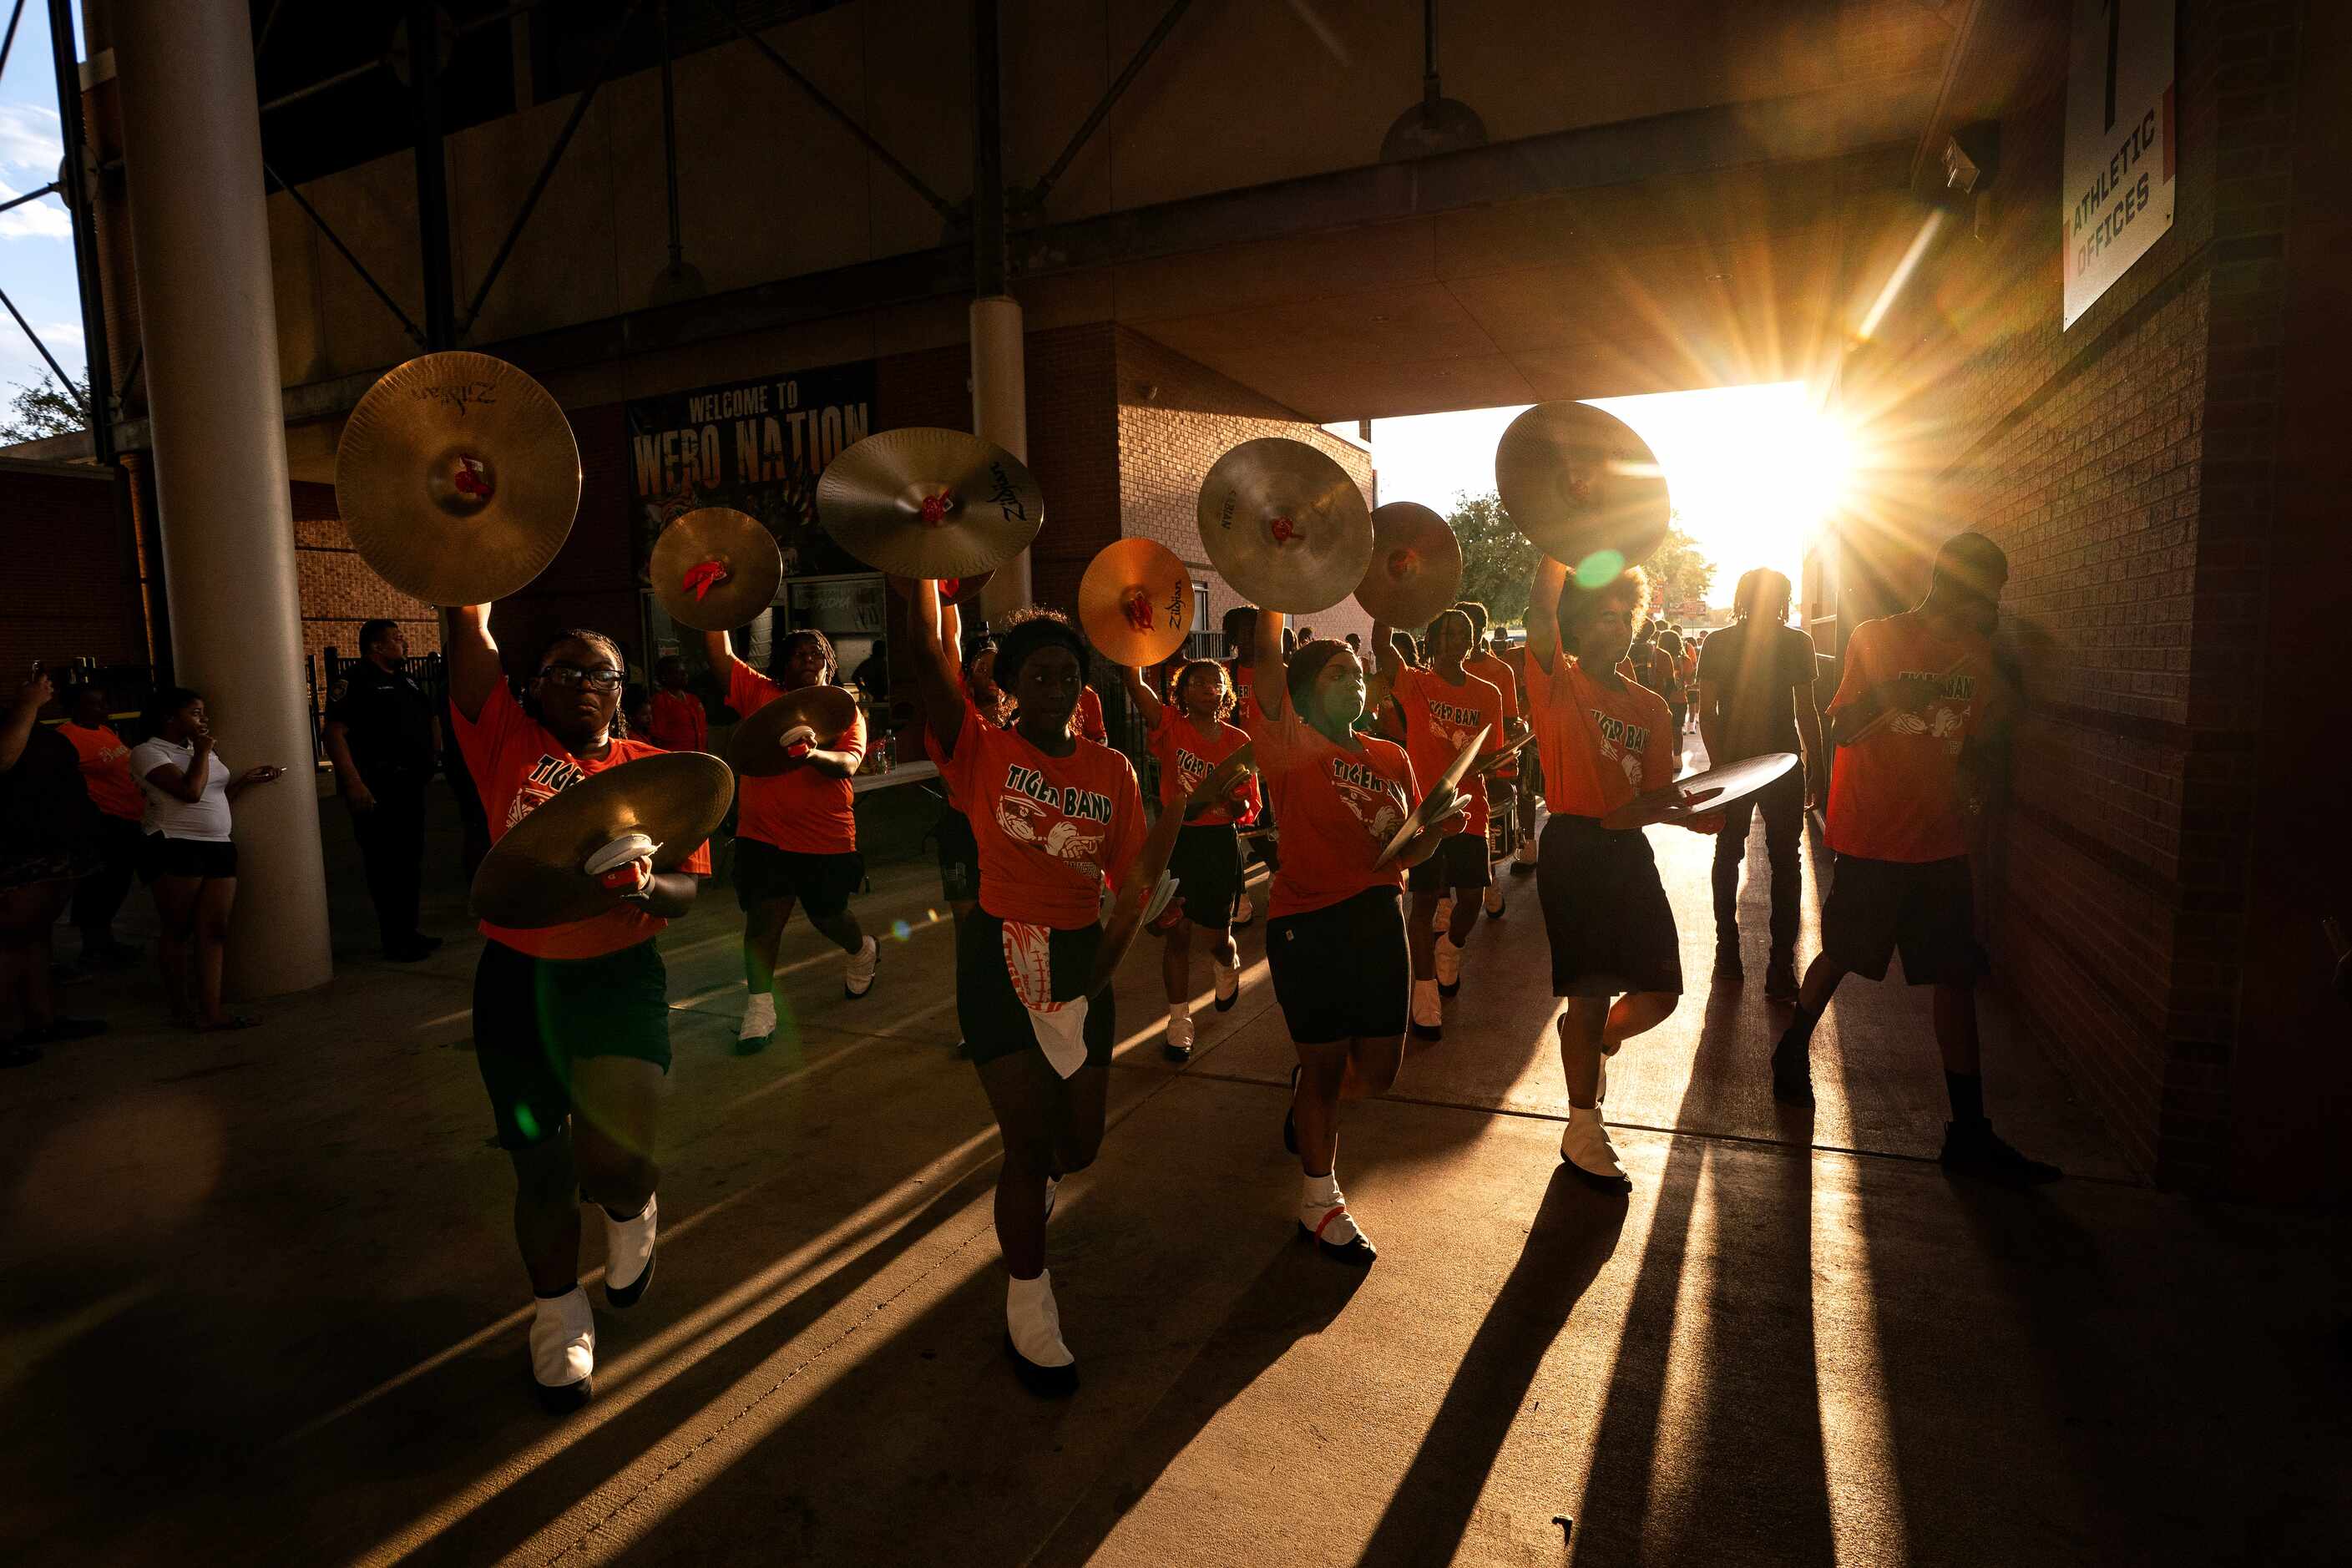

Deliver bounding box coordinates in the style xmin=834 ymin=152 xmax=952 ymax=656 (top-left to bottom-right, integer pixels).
xmin=626 ymin=360 xmax=878 ymax=579
xmin=2062 ymin=0 xmax=2175 ymax=330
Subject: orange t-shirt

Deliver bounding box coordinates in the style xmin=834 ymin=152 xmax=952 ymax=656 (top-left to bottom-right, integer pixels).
xmin=1075 ymin=685 xmax=1107 ymax=745
xmin=943 ymin=712 xmax=1146 ymax=928
xmin=729 ymin=661 xmax=864 ymax=854
xmin=1468 ymin=649 xmax=1522 ymax=776
xmin=1525 ymin=654 xmax=1677 ymax=822
xmin=58 ymin=721 xmax=144 ymax=821
xmin=1824 ymin=612 xmax=2005 ymax=863
xmin=456 ymin=684 xmax=714 ymax=960
xmin=1144 ymin=708 xmax=1259 ymax=827
xmin=1243 ymin=702 xmax=1418 ymax=918
xmin=647 ymin=689 xmax=708 ymax=753
xmin=1388 ymin=665 xmax=1504 ymax=837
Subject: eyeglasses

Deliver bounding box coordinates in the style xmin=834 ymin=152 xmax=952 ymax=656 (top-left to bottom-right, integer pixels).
xmin=538 ymin=663 xmax=625 ymax=690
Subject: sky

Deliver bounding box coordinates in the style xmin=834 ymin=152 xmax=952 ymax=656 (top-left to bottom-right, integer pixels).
xmin=0 ymin=0 xmax=87 ymax=404
xmin=1363 ymin=382 xmax=1851 ymax=611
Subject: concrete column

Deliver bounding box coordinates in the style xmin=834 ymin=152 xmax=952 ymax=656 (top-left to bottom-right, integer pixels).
xmin=971 ymin=294 xmax=1032 ymax=619
xmin=114 ymin=0 xmax=332 ymax=996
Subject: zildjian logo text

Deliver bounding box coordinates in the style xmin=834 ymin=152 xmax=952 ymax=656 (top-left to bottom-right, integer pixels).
xmin=413 ymin=380 xmax=498 ymax=413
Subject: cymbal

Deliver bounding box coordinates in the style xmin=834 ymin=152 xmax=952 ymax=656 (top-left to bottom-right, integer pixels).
xmin=1600 ymin=751 xmax=1796 ymax=831
xmin=1079 ymin=539 xmax=1195 ymax=667
xmin=1194 ymin=741 xmax=1255 ymax=806
xmin=817 ymin=427 xmax=1044 ymax=579
xmin=471 ymin=751 xmax=733 ymax=928
xmin=1355 ymin=502 xmax=1464 ymax=627
xmin=1374 ymin=723 xmax=1490 ymax=867
xmin=1469 ymin=730 xmax=1534 ymax=778
xmin=1493 ymin=402 xmax=1671 ymax=579
xmin=730 ymin=683 xmax=863 ymax=778
xmin=1196 ymin=438 xmax=1372 ymax=615
xmin=336 ymin=352 xmax=581 ymax=606
xmin=650 ymin=508 xmax=781 ymax=630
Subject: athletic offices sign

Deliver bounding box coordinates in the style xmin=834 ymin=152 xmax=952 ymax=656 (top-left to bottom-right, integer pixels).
xmin=2063 ymin=0 xmax=2175 ymax=329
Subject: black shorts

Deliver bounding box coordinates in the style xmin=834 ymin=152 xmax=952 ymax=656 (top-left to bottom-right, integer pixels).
xmin=935 ymin=807 xmax=980 ymax=903
xmin=1535 ymin=814 xmax=1682 ymax=998
xmin=1820 ymin=853 xmax=1985 ymax=985
xmin=733 ymin=838 xmax=862 ymax=918
xmin=139 ymin=834 xmax=237 ymax=883
xmin=1408 ymin=832 xmax=1492 ymax=893
xmin=473 ymin=937 xmax=672 ymax=1150
xmin=957 ymin=908 xmax=1116 ymax=1067
xmin=1167 ymin=822 xmax=1243 ymax=929
xmin=1267 ymin=887 xmax=1409 ymax=1044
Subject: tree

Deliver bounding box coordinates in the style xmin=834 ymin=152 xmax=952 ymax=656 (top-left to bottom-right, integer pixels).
xmin=1641 ymin=518 xmax=1716 ymax=621
xmin=1443 ymin=489 xmax=1717 ymax=628
xmin=1 ymin=373 xmax=89 ymax=445
xmin=1447 ymin=490 xmax=1540 ymax=627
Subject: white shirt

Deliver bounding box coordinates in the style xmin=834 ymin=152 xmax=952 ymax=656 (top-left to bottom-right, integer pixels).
xmin=129 ymin=738 xmax=234 ymax=842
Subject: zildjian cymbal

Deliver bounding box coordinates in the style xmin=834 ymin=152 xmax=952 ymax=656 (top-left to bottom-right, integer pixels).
xmin=1493 ymin=401 xmax=1671 ymax=579
xmin=650 ymin=508 xmax=782 ymax=631
xmin=1079 ymin=539 xmax=1195 ymax=668
xmin=471 ymin=751 xmax=733 ymax=928
xmin=1196 ymin=438 xmax=1372 ymax=615
xmin=817 ymin=427 xmax=1044 ymax=579
xmin=1373 ymin=723 xmax=1490 ymax=868
xmin=730 ymin=683 xmax=863 ymax=778
xmin=336 ymin=352 xmax=581 ymax=606
xmin=1355 ymin=501 xmax=1464 ymax=628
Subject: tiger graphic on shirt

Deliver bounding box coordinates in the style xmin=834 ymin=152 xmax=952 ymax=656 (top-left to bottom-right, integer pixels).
xmin=1588 ymin=711 xmax=1652 ymax=791
xmin=505 ymin=754 xmax=589 ymax=828
xmin=1328 ymin=754 xmax=1411 ymax=848
xmin=1882 ymin=670 xmax=1975 ymax=754
xmin=991 ymin=762 xmax=1115 ymax=881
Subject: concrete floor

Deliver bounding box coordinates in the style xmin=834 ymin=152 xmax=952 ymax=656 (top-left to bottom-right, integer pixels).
xmin=4 ymin=760 xmax=2349 ymax=1566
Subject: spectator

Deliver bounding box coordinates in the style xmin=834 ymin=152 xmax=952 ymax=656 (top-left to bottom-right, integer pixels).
xmin=132 ymin=686 xmax=287 ymax=1030
xmin=58 ymin=680 xmax=146 ymax=968
xmin=851 ymin=640 xmax=889 ymax=697
xmin=1 ymin=671 xmax=106 ymax=1063
xmin=625 ymin=686 xmax=658 ymax=744
xmin=324 ymin=620 xmax=443 ymax=961
xmin=645 ymin=655 xmax=709 ymax=752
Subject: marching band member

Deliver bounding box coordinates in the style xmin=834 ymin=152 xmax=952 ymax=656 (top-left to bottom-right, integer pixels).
xmin=1524 ymin=556 xmax=1716 ymax=1187
xmin=447 ymin=606 xmax=710 ymax=1411
xmin=1368 ymin=609 xmax=1505 ymax=1041
xmin=1773 ymin=533 xmax=2057 ymax=1185
xmin=912 ymin=584 xmax=1148 ymax=1395
xmin=1120 ymin=657 xmax=1260 ymax=1063
xmin=1458 ymin=600 xmax=1528 ymax=918
xmin=701 ymin=625 xmax=879 ymax=1054
xmin=1248 ymin=609 xmax=1459 ymax=1267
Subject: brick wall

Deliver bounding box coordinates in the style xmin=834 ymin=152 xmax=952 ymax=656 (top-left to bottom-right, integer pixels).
xmin=1857 ymin=2 xmax=2329 ymax=1194
xmin=288 ymin=481 xmax=442 ymax=676
xmin=1113 ymin=327 xmax=1375 ymax=652
xmin=0 ymin=464 xmax=144 ymax=673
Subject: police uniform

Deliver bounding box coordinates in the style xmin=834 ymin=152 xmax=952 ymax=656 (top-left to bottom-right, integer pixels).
xmin=326 ymin=660 xmax=438 ymax=952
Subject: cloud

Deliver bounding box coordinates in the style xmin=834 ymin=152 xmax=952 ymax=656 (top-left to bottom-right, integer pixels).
xmin=40 ymin=320 xmax=83 ymax=344
xmin=0 ymin=179 xmax=71 ymax=240
xmin=0 ymin=103 xmax=63 ymax=173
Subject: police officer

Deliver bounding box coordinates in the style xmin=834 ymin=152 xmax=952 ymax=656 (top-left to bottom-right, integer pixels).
xmin=324 ymin=620 xmax=443 ymax=960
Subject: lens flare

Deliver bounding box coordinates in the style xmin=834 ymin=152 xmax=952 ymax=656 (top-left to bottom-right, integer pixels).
xmin=1575 ymin=549 xmax=1626 ymax=588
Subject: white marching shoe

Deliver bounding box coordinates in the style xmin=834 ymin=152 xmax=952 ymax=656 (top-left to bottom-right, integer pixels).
xmin=530 ymin=1286 xmax=596 ymax=1412
xmin=1005 ymin=1269 xmax=1078 ymax=1396
xmin=844 ymin=935 xmax=880 ymax=999
xmin=602 ymin=1193 xmax=657 ymax=1308
xmin=1434 ymin=935 xmax=1465 ymax=996
xmin=1410 ymin=978 xmax=1444 ymax=1041
xmin=1560 ymin=1107 xmax=1628 ymax=1186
